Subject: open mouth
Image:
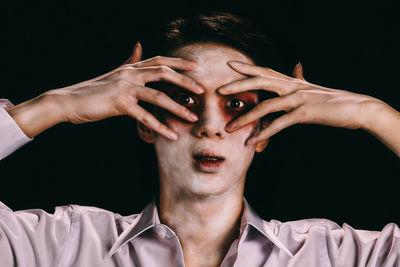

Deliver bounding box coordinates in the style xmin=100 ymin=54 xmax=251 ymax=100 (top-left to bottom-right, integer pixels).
xmin=193 ymin=152 xmax=225 ymax=171
xmin=193 ymin=152 xmax=225 ymax=162
xmin=193 ymin=156 xmax=225 ymax=162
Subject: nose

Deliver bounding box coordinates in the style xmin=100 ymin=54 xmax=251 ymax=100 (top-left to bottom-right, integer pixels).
xmin=192 ymin=103 xmax=226 ymax=139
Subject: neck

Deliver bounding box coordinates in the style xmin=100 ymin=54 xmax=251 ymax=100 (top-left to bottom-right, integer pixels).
xmin=158 ymin=180 xmax=245 ymax=267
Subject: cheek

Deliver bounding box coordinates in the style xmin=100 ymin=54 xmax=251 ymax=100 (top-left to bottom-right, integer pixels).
xmin=159 ymin=110 xmax=192 ymax=130
xmin=234 ymin=122 xmax=259 ymax=143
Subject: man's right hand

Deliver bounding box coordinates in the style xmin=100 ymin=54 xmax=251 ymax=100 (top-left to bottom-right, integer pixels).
xmin=6 ymin=43 xmax=204 ymax=140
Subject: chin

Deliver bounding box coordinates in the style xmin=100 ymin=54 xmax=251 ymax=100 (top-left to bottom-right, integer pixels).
xmin=182 ymin=185 xmax=232 ymax=199
xmin=178 ymin=173 xmax=244 ymax=199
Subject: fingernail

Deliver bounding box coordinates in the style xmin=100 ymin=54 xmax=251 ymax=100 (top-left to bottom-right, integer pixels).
xmin=167 ymin=130 xmax=178 ymax=140
xmin=186 ymin=60 xmax=197 ymax=68
xmin=228 ymin=61 xmax=243 ymax=67
xmin=188 ymin=112 xmax=198 ymax=122
xmin=218 ymin=87 xmax=230 ymax=94
xmin=247 ymin=138 xmax=257 ymax=145
xmin=194 ymin=84 xmax=205 ymax=93
xmin=136 ymin=41 xmax=142 ymax=48
xmin=226 ymin=121 xmax=237 ymax=131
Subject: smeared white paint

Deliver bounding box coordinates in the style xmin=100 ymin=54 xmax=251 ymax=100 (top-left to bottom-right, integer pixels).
xmin=154 ymin=43 xmax=261 ymax=198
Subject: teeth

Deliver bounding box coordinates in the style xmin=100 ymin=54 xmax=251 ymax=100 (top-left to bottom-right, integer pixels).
xmin=200 ymin=157 xmax=219 ymax=161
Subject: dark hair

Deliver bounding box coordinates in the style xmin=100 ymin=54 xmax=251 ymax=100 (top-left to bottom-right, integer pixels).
xmin=141 ymin=12 xmax=292 ymax=75
xmin=141 ymin=13 xmax=289 ymax=198
xmin=141 ymin=12 xmax=298 ymax=107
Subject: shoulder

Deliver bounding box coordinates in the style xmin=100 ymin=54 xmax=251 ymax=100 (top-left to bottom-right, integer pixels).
xmin=266 ymin=217 xmax=400 ymax=265
xmin=0 ymin=201 xmax=140 ymax=235
xmin=62 ymin=204 xmax=140 ymax=227
xmin=267 ymin=218 xmax=342 ymax=237
xmin=268 ymin=217 xmax=399 ymax=240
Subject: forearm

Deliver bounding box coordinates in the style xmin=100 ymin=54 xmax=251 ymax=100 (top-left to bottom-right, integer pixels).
xmin=362 ymin=101 xmax=400 ymax=157
xmin=6 ymin=93 xmax=64 ymax=138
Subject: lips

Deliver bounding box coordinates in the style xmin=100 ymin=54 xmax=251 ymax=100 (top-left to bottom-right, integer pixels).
xmin=193 ymin=152 xmax=225 ymax=161
xmin=192 ymin=151 xmax=225 ymax=172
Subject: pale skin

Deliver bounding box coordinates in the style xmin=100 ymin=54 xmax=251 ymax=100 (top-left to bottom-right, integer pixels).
xmin=5 ymin=42 xmax=400 ymax=267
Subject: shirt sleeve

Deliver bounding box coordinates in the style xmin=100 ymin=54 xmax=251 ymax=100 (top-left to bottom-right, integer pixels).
xmin=0 ymin=99 xmax=32 ymax=160
xmin=0 ymin=201 xmax=72 ymax=267
xmin=326 ymin=222 xmax=400 ymax=266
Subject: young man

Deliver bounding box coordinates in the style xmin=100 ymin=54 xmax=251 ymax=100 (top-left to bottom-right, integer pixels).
xmin=1 ymin=12 xmax=399 ymax=267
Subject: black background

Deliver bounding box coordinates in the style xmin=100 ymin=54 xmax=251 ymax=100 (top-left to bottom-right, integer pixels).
xmin=2 ymin=0 xmax=399 ymax=231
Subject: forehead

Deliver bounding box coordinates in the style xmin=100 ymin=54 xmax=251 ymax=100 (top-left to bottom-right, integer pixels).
xmin=170 ymin=43 xmax=255 ymax=91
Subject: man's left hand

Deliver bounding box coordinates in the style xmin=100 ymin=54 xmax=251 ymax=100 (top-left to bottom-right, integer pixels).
xmin=217 ymin=61 xmax=386 ymax=146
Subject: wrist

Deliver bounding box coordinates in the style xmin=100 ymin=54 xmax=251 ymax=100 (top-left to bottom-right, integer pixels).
xmin=361 ymin=99 xmax=400 ymax=156
xmin=361 ymin=100 xmax=392 ymax=132
xmin=6 ymin=92 xmax=66 ymax=138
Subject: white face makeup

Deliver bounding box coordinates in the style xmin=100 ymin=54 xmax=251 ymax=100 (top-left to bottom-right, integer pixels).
xmin=153 ymin=43 xmax=262 ymax=198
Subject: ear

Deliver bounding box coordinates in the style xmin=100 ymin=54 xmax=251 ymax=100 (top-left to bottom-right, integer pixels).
xmin=137 ymin=120 xmax=156 ymax=144
xmin=254 ymin=118 xmax=271 ymax=153
xmin=123 ymin=41 xmax=143 ymax=65
xmin=255 ymin=139 xmax=269 ymax=152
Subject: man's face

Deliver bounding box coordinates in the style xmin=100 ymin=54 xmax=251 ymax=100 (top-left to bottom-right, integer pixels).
xmin=153 ymin=43 xmax=263 ymax=198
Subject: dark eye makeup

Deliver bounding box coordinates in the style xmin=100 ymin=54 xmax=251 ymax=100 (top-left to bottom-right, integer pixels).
xmin=175 ymin=94 xmax=196 ymax=105
xmin=174 ymin=93 xmax=250 ymax=112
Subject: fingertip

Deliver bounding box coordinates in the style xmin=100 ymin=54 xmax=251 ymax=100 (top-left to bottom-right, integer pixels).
xmin=166 ymin=130 xmax=178 ymax=140
xmin=225 ymin=121 xmax=237 ymax=132
xmin=184 ymin=60 xmax=198 ymax=68
xmin=227 ymin=60 xmax=245 ymax=68
xmin=194 ymin=85 xmax=205 ymax=94
xmin=246 ymin=137 xmax=257 ymax=145
xmin=217 ymin=86 xmax=231 ymax=95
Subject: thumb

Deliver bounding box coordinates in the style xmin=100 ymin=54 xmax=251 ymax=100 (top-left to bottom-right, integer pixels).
xmin=292 ymin=62 xmax=305 ymax=80
xmin=123 ymin=41 xmax=143 ymax=65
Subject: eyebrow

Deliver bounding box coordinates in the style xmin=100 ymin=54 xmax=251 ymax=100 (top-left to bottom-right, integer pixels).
xmin=165 ymin=85 xmax=258 ymax=96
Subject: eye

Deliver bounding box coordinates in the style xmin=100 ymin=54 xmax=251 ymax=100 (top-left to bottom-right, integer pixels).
xmin=175 ymin=94 xmax=196 ymax=105
xmin=226 ymin=99 xmax=247 ymax=110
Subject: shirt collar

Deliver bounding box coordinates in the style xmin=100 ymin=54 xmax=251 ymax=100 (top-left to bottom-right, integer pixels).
xmin=109 ymin=201 xmax=159 ymax=256
xmin=241 ymin=198 xmax=293 ymax=257
xmin=109 ymin=198 xmax=293 ymax=258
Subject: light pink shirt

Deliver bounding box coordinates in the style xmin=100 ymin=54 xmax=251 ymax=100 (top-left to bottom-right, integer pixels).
xmin=1 ymin=99 xmax=399 ymax=266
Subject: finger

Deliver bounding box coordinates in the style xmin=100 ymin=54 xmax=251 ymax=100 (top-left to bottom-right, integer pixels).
xmin=125 ymin=104 xmax=178 ymax=140
xmin=225 ymin=93 xmax=300 ymax=132
xmin=227 ymin=61 xmax=292 ymax=80
xmin=132 ymin=56 xmax=197 ymax=71
xmin=122 ymin=42 xmax=143 ymax=65
xmin=218 ymin=75 xmax=300 ymax=96
xmin=292 ymin=62 xmax=305 ymax=81
xmin=135 ymin=86 xmax=199 ymax=122
xmin=138 ymin=66 xmax=205 ymax=94
xmin=131 ymin=42 xmax=143 ymax=63
xmin=247 ymin=110 xmax=300 ymax=145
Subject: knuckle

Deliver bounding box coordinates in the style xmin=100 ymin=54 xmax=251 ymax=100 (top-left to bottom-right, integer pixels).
xmin=258 ymin=99 xmax=271 ymax=110
xmin=117 ymin=68 xmax=131 ymax=77
xmin=256 ymin=76 xmax=269 ymax=87
xmin=290 ymin=79 xmax=305 ymax=89
xmin=114 ymin=78 xmax=129 ymax=88
xmin=273 ymin=117 xmax=286 ymax=129
xmin=153 ymin=90 xmax=167 ymax=101
xmin=115 ymin=94 xmax=131 ymax=112
xmin=158 ymin=65 xmax=171 ymax=74
xmin=141 ymin=115 xmax=153 ymax=127
xmin=153 ymin=55 xmax=163 ymax=64
xmin=296 ymin=106 xmax=308 ymax=119
xmin=183 ymin=75 xmax=194 ymax=85
xmin=295 ymin=89 xmax=308 ymax=100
